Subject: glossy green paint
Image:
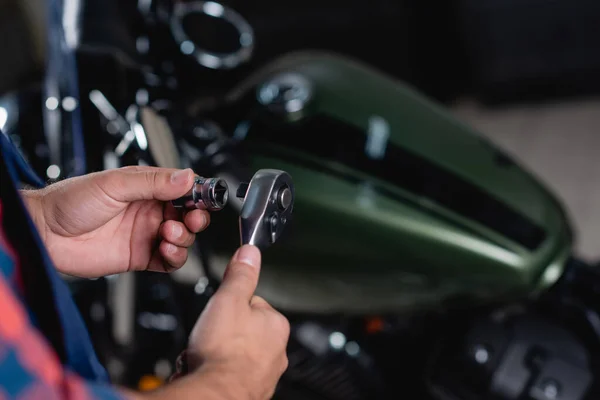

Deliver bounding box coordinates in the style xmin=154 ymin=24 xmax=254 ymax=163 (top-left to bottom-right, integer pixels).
xmin=210 ymin=53 xmax=572 ymax=313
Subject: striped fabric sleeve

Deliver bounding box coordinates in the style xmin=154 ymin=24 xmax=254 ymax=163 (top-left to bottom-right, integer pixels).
xmin=0 ymin=273 xmax=124 ymax=400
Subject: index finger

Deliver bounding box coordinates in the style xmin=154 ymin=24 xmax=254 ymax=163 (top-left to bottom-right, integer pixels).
xmin=216 ymin=245 xmax=262 ymax=303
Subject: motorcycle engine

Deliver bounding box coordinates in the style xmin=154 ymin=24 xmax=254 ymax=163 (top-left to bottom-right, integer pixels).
xmin=425 ymin=261 xmax=600 ymax=400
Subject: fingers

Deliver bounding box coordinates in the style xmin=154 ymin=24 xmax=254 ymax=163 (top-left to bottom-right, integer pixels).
xmin=148 ymin=241 xmax=188 ymax=272
xmin=250 ymin=295 xmax=274 ymax=310
xmin=160 ymin=242 xmax=188 ymax=269
xmin=250 ymin=297 xmax=290 ymax=341
xmin=184 ymin=209 xmax=210 ymax=233
xmin=217 ymin=245 xmax=262 ymax=302
xmin=160 ymin=220 xmax=196 ymax=247
xmin=163 ymin=202 xmax=180 ymax=221
xmin=251 ymin=295 xmax=291 ymax=367
xmin=278 ymin=352 xmax=290 ymax=377
xmin=97 ymin=166 xmax=195 ymax=203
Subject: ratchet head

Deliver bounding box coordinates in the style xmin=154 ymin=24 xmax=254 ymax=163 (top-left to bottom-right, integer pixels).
xmin=237 ymin=169 xmax=295 ymax=249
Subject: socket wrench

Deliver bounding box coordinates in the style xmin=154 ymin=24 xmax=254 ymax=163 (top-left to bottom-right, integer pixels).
xmin=172 ymin=169 xmax=294 ymax=249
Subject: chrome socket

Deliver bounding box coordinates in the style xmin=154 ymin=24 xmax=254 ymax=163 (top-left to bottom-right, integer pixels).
xmin=172 ymin=176 xmax=229 ymax=211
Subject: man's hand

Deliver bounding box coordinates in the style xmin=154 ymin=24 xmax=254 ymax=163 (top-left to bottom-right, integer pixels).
xmin=129 ymin=245 xmax=290 ymax=400
xmin=186 ymin=245 xmax=290 ymax=400
xmin=21 ymin=166 xmax=209 ymax=278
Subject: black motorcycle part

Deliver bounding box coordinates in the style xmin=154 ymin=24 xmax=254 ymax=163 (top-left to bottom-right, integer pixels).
xmin=274 ymin=320 xmax=387 ymax=400
xmin=426 ymin=310 xmax=596 ymax=400
xmin=71 ymin=273 xmax=189 ymax=387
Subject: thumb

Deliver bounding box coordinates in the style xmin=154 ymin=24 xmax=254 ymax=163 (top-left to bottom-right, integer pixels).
xmin=217 ymin=245 xmax=262 ymax=302
xmin=96 ymin=166 xmax=194 ymax=203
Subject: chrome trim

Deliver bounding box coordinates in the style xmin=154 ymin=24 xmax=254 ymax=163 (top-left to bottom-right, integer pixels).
xmin=170 ymin=1 xmax=254 ymax=70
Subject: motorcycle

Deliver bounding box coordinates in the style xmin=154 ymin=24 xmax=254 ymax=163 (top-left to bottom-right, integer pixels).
xmin=1 ymin=1 xmax=599 ymax=399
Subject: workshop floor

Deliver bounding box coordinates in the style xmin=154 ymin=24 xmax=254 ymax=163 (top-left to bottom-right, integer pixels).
xmin=451 ymin=97 xmax=600 ymax=263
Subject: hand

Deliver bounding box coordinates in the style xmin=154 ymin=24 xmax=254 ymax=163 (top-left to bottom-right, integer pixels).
xmin=22 ymin=166 xmax=209 ymax=278
xmin=187 ymin=245 xmax=290 ymax=400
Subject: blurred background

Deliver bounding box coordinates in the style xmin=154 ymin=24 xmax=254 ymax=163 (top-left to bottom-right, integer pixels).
xmin=87 ymin=0 xmax=600 ymax=262
xmin=1 ymin=0 xmax=600 ymax=399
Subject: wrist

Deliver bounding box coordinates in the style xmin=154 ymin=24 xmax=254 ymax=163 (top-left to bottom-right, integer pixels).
xmin=187 ymin=353 xmax=250 ymax=400
xmin=141 ymin=365 xmax=245 ymax=400
xmin=193 ymin=366 xmax=243 ymax=400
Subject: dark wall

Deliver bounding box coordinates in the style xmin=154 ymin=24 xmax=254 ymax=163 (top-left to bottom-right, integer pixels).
xmin=456 ymin=0 xmax=600 ymax=104
xmin=80 ymin=0 xmax=600 ymax=106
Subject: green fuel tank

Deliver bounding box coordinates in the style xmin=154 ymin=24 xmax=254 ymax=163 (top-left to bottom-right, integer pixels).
xmin=201 ymin=52 xmax=573 ymax=314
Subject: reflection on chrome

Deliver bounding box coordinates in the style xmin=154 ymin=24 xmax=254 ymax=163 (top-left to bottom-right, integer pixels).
xmin=62 ymin=0 xmax=82 ymax=49
xmin=0 ymin=107 xmax=7 ymax=131
xmin=137 ymin=0 xmax=152 ymax=15
xmin=180 ymin=40 xmax=195 ymax=55
xmin=356 ymin=182 xmax=377 ymax=209
xmin=203 ymin=1 xmax=225 ymax=17
xmin=136 ymin=36 xmax=150 ymax=54
xmin=136 ymin=89 xmax=149 ymax=106
xmin=45 ymin=97 xmax=60 ymax=111
xmin=365 ymin=115 xmax=389 ymax=160
xmin=132 ymin=123 xmax=149 ymax=151
xmin=329 ymin=331 xmax=347 ymax=350
xmin=0 ymin=95 xmax=19 ymax=132
xmin=345 ymin=341 xmax=360 ymax=357
xmin=62 ymin=96 xmax=78 ymax=112
xmin=257 ymin=73 xmax=313 ymax=117
xmin=46 ymin=164 xmax=61 ymax=180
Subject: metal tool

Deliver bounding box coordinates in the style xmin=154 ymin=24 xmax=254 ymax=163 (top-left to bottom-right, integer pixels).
xmin=236 ymin=169 xmax=295 ymax=249
xmin=171 ymin=168 xmax=294 ymax=248
xmin=172 ymin=175 xmax=229 ymax=211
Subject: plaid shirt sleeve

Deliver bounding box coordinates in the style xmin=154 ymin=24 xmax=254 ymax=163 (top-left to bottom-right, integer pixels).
xmin=0 ymin=268 xmax=126 ymax=400
xmin=0 ymin=203 xmax=124 ymax=400
xmin=0 ymin=274 xmax=124 ymax=399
